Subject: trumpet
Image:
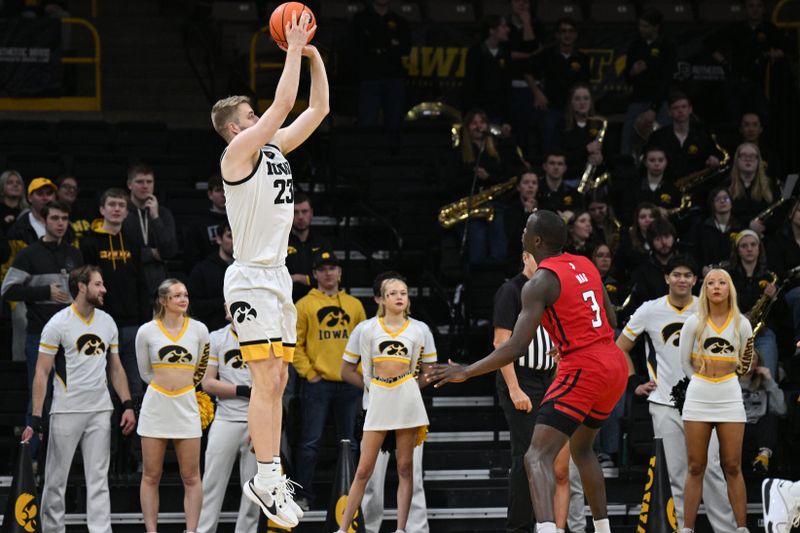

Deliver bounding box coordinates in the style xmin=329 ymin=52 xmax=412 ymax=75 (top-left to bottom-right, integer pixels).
xmin=438 ymin=176 xmax=518 ymax=229
xmin=577 ymin=117 xmax=608 ymax=194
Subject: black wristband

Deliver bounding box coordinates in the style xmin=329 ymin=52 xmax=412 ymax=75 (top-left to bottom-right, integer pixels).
xmin=627 ymin=374 xmax=646 ymax=394
xmin=236 ymin=385 xmax=252 ymax=398
xmin=31 ymin=415 xmax=44 ymax=433
xmin=121 ymin=399 xmax=134 ymax=411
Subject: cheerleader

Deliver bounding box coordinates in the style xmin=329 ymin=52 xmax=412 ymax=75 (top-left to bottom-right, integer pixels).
xmin=336 ymin=277 xmax=436 ymax=533
xmin=678 ymin=269 xmax=753 ymax=533
xmin=136 ymin=279 xmax=210 ymax=533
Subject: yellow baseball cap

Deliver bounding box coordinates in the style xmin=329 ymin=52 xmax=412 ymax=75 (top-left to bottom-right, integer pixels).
xmin=27 ymin=177 xmax=57 ymax=196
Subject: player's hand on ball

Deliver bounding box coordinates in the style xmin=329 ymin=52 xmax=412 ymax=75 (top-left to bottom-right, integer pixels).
xmin=426 ymin=359 xmax=469 ymax=387
xmin=285 ymin=10 xmax=316 ymax=50
xmin=301 ymin=44 xmax=319 ymax=58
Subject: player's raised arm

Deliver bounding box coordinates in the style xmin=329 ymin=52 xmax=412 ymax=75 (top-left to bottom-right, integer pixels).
xmin=427 ymin=269 xmax=559 ymax=386
xmin=273 ymin=45 xmax=330 ymax=154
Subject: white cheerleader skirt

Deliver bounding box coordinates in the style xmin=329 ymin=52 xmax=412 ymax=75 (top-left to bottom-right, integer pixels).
xmin=138 ymin=383 xmax=202 ymax=439
xmin=682 ymin=373 xmax=746 ymax=423
xmin=363 ymin=373 xmax=429 ymax=432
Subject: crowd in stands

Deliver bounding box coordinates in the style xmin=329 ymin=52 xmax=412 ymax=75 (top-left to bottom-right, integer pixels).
xmin=0 ymin=0 xmax=798 ymax=524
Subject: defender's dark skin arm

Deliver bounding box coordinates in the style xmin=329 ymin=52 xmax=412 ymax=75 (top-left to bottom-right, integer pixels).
xmin=602 ymin=285 xmax=617 ymax=329
xmin=427 ymin=269 xmax=560 ymax=385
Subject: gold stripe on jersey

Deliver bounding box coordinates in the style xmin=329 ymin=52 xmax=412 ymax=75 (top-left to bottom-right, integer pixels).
xmin=693 ymin=372 xmax=736 ymax=383
xmin=152 ymin=362 xmax=195 ymax=370
xmin=707 ymin=313 xmax=733 ymax=334
xmin=150 ymin=383 xmax=195 ymax=396
xmin=40 ymin=342 xmax=58 ymax=350
xmin=691 ymin=353 xmax=737 ymax=361
xmin=157 ymin=317 xmax=190 ymax=343
xmin=379 ymin=318 xmax=410 ymax=338
xmin=373 ymin=356 xmax=412 ymax=364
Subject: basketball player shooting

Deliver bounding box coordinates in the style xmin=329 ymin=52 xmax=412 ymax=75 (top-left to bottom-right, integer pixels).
xmin=427 ymin=210 xmax=628 ymax=533
xmin=209 ymin=10 xmax=328 ymax=528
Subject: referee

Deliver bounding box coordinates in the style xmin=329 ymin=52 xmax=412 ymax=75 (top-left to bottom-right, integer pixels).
xmin=494 ymin=251 xmax=584 ymax=533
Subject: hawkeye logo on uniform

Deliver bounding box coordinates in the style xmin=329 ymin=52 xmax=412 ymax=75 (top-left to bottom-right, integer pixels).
xmin=317 ymin=306 xmax=351 ymax=340
xmin=379 ymin=340 xmax=408 ymax=357
xmin=703 ymin=337 xmax=734 ymax=354
xmin=158 ymin=345 xmax=192 ymax=363
xmin=99 ymin=249 xmax=132 ymax=261
xmin=230 ymin=302 xmax=257 ymax=324
xmin=15 ymin=492 xmax=38 ymax=533
xmin=224 ymin=349 xmax=247 ymax=369
xmin=76 ymin=333 xmax=106 ymax=356
xmin=661 ymin=323 xmax=684 ymax=347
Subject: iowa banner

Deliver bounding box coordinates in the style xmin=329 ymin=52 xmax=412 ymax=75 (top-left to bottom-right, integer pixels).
xmin=325 ymin=439 xmax=365 ymax=533
xmin=2 ymin=442 xmax=40 ymax=533
xmin=637 ymin=438 xmax=678 ymax=533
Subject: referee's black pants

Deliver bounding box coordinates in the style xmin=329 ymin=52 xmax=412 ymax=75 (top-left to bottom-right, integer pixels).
xmin=496 ymin=371 xmax=551 ymax=533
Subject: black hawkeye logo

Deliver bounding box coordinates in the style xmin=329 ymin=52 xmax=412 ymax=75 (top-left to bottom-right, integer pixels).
xmin=224 ymin=349 xmax=247 ymax=369
xmin=703 ymin=337 xmax=734 ymax=354
xmin=661 ymin=323 xmax=684 ymax=347
xmin=76 ymin=334 xmax=105 ymax=356
xmin=230 ymin=302 xmax=257 ymax=324
xmin=158 ymin=345 xmax=192 ymax=363
xmin=379 ymin=340 xmax=408 ymax=357
xmin=317 ymin=306 xmax=351 ymax=340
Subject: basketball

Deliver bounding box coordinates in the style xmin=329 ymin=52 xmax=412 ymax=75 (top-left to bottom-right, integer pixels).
xmin=269 ymin=2 xmax=316 ymax=50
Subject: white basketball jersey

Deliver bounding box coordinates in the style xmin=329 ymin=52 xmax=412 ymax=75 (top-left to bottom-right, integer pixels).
xmin=208 ymin=324 xmax=250 ymax=421
xmin=623 ymin=296 xmax=697 ymax=406
xmin=39 ymin=305 xmax=118 ymax=414
xmin=222 ymin=143 xmax=294 ymax=266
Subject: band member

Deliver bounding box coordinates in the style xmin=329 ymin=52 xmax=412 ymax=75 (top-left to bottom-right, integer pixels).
xmin=210 ymin=10 xmax=327 ymax=527
xmin=337 ymin=277 xmax=437 ymax=533
xmin=136 ymin=279 xmax=211 ymax=533
xmin=428 ymin=210 xmax=628 ymax=533
xmin=678 ymin=269 xmax=753 ymax=533
xmin=618 ymin=256 xmax=737 ymax=533
xmin=198 ymin=312 xmax=259 ymax=533
xmin=22 ymin=266 xmax=135 ymax=533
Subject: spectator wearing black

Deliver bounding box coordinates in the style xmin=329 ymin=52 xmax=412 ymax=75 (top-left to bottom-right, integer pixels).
xmin=352 ymin=0 xmax=411 ymax=130
xmin=286 ymin=192 xmax=332 ymax=301
xmin=615 ymin=202 xmax=659 ymax=280
xmin=122 ymin=162 xmax=178 ymax=299
xmin=726 ymin=142 xmax=780 ymax=236
xmin=559 ymin=83 xmax=606 ymax=187
xmin=736 ymin=112 xmax=782 ymax=180
xmin=740 ymin=350 xmax=786 ymax=475
xmin=620 ymin=8 xmax=676 ymax=156
xmin=493 ymin=251 xmax=560 ymax=533
xmin=586 ymin=191 xmax=622 ymax=253
xmin=55 ymin=174 xmax=92 ymax=244
xmin=766 ymin=198 xmax=800 ymax=356
xmin=80 ymin=188 xmax=143 ymax=401
xmin=506 ymin=0 xmax=543 ymax=151
xmin=692 ymin=187 xmax=742 ymax=273
xmin=188 ymin=221 xmax=233 ymax=331
xmin=182 ymin=174 xmax=227 ymax=269
xmin=463 ymin=15 xmax=512 ymax=126
xmin=504 ymin=171 xmax=539 ymax=259
xmin=628 ymin=217 xmax=678 ymax=309
xmin=1 ymin=200 xmax=82 ymax=441
xmin=537 ymin=150 xmax=581 ymax=217
xmin=1 ymin=169 xmax=27 ymax=239
xmin=591 ymin=242 xmax=626 ymax=310
xmin=633 ymin=145 xmax=681 ymax=214
xmin=705 ymin=0 xmax=790 ymax=122
xmin=647 ymin=92 xmax=723 ymax=183
xmin=528 ymin=17 xmax=590 ymax=151
xmin=565 ymin=210 xmax=594 ymax=258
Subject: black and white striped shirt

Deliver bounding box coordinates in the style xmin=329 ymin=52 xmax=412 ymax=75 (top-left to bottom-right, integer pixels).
xmin=521 ymin=326 xmax=555 ymax=371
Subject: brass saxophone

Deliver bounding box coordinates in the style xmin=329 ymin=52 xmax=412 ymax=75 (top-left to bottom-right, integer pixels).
xmin=438 ymin=176 xmax=518 ymax=229
xmin=669 ymin=135 xmax=731 ymax=216
xmin=577 ymin=117 xmax=608 ymax=194
xmin=746 ymin=271 xmax=779 ymax=335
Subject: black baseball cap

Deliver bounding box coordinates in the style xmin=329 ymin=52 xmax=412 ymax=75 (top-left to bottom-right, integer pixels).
xmin=313 ymin=250 xmax=339 ymax=270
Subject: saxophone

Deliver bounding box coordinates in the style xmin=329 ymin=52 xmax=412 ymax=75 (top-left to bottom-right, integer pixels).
xmin=577 ymin=117 xmax=608 ymax=194
xmin=746 ymin=271 xmax=779 ymax=336
xmin=438 ymin=176 xmax=518 ymax=229
xmin=672 ymin=134 xmax=731 ymax=215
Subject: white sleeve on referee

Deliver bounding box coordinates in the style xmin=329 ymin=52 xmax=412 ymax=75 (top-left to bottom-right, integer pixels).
xmin=342 ymin=322 xmax=363 ymax=364
xmin=622 ymin=300 xmax=651 ymax=341
xmin=38 ymin=314 xmax=62 ymax=356
xmin=420 ymin=323 xmax=438 ymax=363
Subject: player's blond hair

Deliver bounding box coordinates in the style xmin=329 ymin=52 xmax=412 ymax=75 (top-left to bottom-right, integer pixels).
xmin=211 ymin=95 xmax=252 ymax=141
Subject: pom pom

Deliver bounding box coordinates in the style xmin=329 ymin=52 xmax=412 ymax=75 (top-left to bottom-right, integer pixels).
xmin=670 ymin=377 xmax=690 ymax=414
xmin=196 ymin=390 xmax=215 ymax=430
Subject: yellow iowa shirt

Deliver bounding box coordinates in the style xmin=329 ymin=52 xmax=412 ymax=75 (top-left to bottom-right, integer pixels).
xmin=293 ymin=289 xmax=366 ymax=381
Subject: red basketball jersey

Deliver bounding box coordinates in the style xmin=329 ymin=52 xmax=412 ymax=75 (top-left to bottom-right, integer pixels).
xmin=537 ymin=253 xmax=615 ymax=356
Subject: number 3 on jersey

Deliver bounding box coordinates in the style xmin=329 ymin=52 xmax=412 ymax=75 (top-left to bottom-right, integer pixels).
xmin=582 ymin=290 xmax=602 ymax=328
xmin=273 ymin=178 xmax=293 ymax=204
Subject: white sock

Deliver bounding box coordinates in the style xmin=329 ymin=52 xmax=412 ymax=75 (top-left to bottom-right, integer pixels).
xmin=593 ymin=518 xmax=611 ymax=533
xmin=255 ymin=461 xmax=280 ymax=490
xmin=536 ymin=522 xmax=557 ymax=533
xmin=557 ymin=528 xmax=566 ymax=533
xmin=273 ymin=455 xmax=283 ymax=475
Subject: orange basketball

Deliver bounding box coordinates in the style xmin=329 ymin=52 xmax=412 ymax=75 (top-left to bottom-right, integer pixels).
xmin=269 ymin=2 xmax=316 ymax=50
